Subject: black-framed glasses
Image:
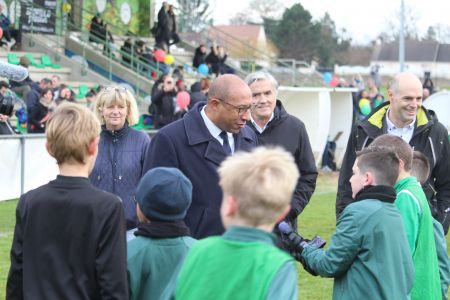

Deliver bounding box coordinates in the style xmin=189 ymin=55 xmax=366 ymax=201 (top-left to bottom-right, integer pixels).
xmin=215 ymin=98 xmax=257 ymax=116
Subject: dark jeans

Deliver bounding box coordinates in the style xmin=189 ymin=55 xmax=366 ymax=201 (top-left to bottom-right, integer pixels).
xmin=3 ymin=28 xmax=21 ymax=44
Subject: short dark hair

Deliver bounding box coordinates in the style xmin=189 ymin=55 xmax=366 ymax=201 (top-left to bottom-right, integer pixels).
xmin=0 ymin=81 xmax=9 ymax=89
xmin=369 ymin=134 xmax=412 ymax=171
xmin=411 ymin=151 xmax=430 ymax=185
xmin=41 ymin=78 xmax=52 ymax=85
xmin=356 ymin=148 xmax=400 ymax=186
xmin=40 ymin=87 xmax=54 ymax=97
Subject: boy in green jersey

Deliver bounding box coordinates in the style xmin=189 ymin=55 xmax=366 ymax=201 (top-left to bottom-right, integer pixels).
xmin=370 ymin=134 xmax=441 ymax=300
xmin=176 ymin=147 xmax=299 ymax=300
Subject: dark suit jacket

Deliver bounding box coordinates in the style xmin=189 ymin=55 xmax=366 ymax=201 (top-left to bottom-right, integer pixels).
xmin=144 ymin=102 xmax=257 ymax=238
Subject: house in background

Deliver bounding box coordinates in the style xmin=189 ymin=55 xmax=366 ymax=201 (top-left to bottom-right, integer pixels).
xmin=371 ymin=40 xmax=450 ymax=79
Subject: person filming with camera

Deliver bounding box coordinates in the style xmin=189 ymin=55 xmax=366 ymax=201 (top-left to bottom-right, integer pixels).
xmin=0 ymin=80 xmax=16 ymax=134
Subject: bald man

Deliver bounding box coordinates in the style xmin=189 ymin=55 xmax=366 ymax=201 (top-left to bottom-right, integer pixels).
xmin=337 ymin=72 xmax=450 ymax=234
xmin=144 ymin=74 xmax=257 ymax=238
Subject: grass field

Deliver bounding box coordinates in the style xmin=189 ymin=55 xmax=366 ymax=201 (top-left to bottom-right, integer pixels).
xmin=0 ymin=172 xmax=448 ymax=299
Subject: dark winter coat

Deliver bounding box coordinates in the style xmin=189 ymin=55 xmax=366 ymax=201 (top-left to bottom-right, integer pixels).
xmin=143 ymin=102 xmax=257 ymax=238
xmin=188 ymin=82 xmax=207 ymax=109
xmin=28 ymin=101 xmax=49 ymax=133
xmin=25 ymin=84 xmax=41 ymax=113
xmin=192 ymin=47 xmax=206 ymax=68
xmin=247 ymin=100 xmax=318 ymax=221
xmin=7 ymin=176 xmax=128 ymax=299
xmin=89 ymin=123 xmax=150 ymax=229
xmin=152 ymin=88 xmax=177 ymax=128
xmin=89 ymin=16 xmax=106 ymax=43
xmin=337 ymin=102 xmax=450 ymax=233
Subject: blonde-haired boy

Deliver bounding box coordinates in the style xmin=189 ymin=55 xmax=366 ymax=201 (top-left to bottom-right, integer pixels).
xmin=7 ymin=103 xmax=128 ymax=299
xmin=176 ymin=147 xmax=299 ymax=299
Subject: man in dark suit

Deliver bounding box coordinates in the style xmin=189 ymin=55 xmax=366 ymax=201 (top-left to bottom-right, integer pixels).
xmin=144 ymin=74 xmax=257 ymax=238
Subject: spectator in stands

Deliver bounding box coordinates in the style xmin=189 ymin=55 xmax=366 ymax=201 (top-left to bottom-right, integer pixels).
xmin=85 ymin=91 xmax=96 ymax=110
xmin=0 ymin=4 xmax=21 ymax=50
xmin=90 ymin=86 xmax=150 ymax=230
xmin=352 ymin=74 xmax=365 ymax=91
xmin=121 ymin=36 xmax=133 ymax=66
xmin=51 ymin=75 xmax=60 ymax=99
xmin=367 ymin=78 xmax=379 ymax=99
xmin=89 ymin=13 xmax=106 ymax=45
xmin=55 ymin=86 xmax=75 ymax=105
xmin=172 ymin=65 xmax=184 ymax=82
xmin=193 ymin=44 xmax=207 ymax=69
xmin=10 ymin=56 xmax=33 ymax=100
xmin=372 ymin=93 xmax=384 ymax=109
xmin=26 ymin=78 xmax=52 ymax=132
xmin=176 ymin=79 xmax=186 ymax=92
xmin=188 ymin=81 xmax=207 ymax=109
xmin=423 ymin=77 xmax=434 ymax=95
xmin=217 ymin=46 xmax=233 ymax=74
xmin=200 ymin=77 xmax=210 ymax=95
xmin=155 ymin=2 xmax=170 ymax=52
xmin=102 ymin=24 xmax=115 ymax=57
xmin=151 ymin=75 xmax=177 ymax=128
xmin=28 ymin=88 xmax=54 ymax=133
xmin=0 ymin=81 xmax=15 ymax=134
xmin=205 ymin=46 xmax=220 ymax=77
xmin=167 ymin=5 xmax=180 ymax=52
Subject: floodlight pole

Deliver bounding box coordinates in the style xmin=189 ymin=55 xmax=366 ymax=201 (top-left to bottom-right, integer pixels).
xmin=399 ymin=0 xmax=405 ymax=71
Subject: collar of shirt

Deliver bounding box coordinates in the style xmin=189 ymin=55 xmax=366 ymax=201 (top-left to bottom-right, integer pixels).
xmin=200 ymin=105 xmax=235 ymax=152
xmin=385 ymin=108 xmax=415 ymax=143
xmin=250 ymin=112 xmax=274 ymax=134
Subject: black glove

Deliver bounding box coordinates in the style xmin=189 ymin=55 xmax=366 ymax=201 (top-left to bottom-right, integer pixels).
xmin=277 ymin=222 xmax=327 ymax=276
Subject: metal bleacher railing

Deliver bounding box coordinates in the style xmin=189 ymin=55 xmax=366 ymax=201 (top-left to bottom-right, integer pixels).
xmin=181 ymin=25 xmax=326 ymax=87
xmin=10 ymin=1 xmax=177 ymax=101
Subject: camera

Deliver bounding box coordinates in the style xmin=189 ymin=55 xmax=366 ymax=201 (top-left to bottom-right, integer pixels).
xmin=0 ymin=92 xmax=14 ymax=117
xmin=278 ymin=221 xmax=326 ymax=276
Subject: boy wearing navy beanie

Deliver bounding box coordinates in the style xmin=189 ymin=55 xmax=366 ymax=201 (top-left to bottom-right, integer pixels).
xmin=127 ymin=167 xmax=196 ymax=300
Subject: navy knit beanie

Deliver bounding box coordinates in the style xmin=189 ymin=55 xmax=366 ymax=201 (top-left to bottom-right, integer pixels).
xmin=135 ymin=167 xmax=193 ymax=221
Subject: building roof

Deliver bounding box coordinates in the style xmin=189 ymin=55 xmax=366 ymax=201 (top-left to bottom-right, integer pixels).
xmin=208 ymin=25 xmax=262 ymax=43
xmin=372 ymin=41 xmax=450 ymax=63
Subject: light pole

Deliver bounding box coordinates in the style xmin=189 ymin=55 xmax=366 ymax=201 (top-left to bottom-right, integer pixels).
xmin=399 ymin=0 xmax=405 ymax=71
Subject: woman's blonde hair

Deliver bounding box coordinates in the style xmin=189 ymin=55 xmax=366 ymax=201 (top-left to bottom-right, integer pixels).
xmin=218 ymin=146 xmax=299 ymax=226
xmin=94 ymin=85 xmax=139 ymax=126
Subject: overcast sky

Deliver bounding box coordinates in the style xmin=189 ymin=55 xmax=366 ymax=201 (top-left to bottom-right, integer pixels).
xmin=211 ymin=0 xmax=450 ymax=44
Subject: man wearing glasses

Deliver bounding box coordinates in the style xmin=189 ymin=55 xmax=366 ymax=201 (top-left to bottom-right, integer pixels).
xmin=245 ymin=71 xmax=318 ymax=235
xmin=144 ymin=74 xmax=257 ymax=239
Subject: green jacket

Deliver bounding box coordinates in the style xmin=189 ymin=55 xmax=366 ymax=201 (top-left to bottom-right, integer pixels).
xmin=432 ymin=219 xmax=450 ymax=300
xmin=176 ymin=226 xmax=298 ymax=300
xmin=302 ymin=188 xmax=414 ymax=300
xmin=127 ymin=235 xmax=196 ymax=300
xmin=394 ymin=176 xmax=441 ymax=300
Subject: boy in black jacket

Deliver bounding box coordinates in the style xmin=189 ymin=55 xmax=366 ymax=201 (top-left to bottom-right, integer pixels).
xmin=7 ymin=103 xmax=128 ymax=299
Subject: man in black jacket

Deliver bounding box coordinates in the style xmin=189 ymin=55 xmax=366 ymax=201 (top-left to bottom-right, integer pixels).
xmin=337 ymin=72 xmax=450 ymax=234
xmin=245 ymin=71 xmax=318 ymax=231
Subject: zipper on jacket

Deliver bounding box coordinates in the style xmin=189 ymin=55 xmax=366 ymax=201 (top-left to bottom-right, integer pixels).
xmin=428 ymin=137 xmax=436 ymax=167
xmin=360 ymin=136 xmax=370 ymax=150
